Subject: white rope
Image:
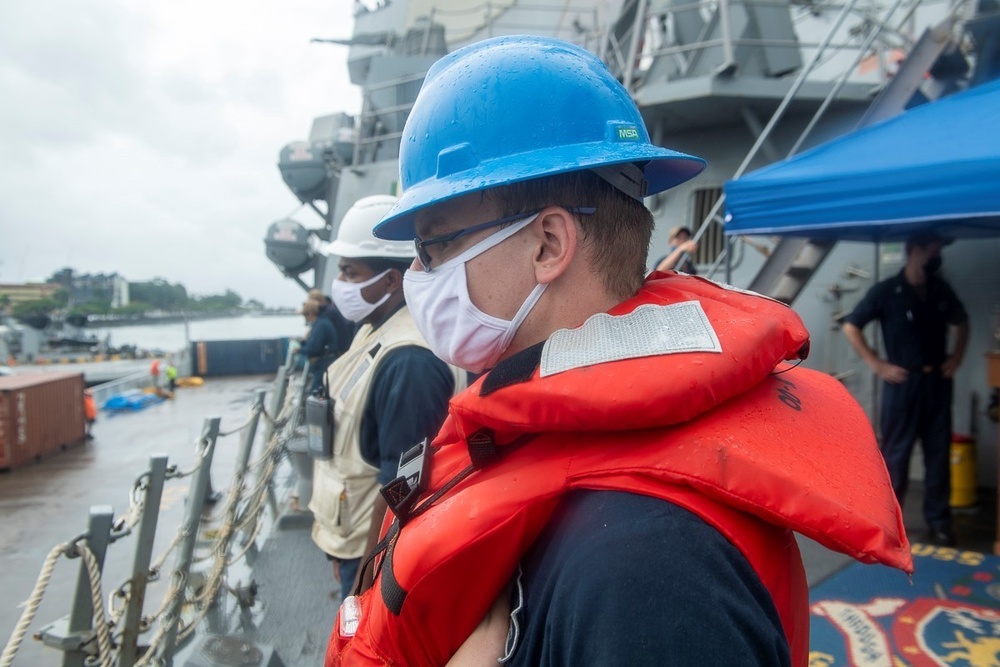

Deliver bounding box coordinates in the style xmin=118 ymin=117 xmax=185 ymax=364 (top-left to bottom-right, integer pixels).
xmin=0 ymin=541 xmax=114 ymax=667
xmin=0 ymin=543 xmax=64 ymax=667
xmin=76 ymin=543 xmax=113 ymax=667
xmin=217 ymin=402 xmax=263 ymax=438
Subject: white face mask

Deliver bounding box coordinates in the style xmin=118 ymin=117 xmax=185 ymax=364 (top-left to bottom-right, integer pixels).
xmin=404 ymin=214 xmax=546 ymax=373
xmin=331 ymin=269 xmax=393 ymax=323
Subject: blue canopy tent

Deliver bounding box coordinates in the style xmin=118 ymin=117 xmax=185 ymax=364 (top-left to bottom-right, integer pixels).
xmin=723 ymin=79 xmax=1000 ymax=242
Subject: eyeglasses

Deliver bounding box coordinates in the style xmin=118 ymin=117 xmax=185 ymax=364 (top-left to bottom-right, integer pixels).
xmin=414 ymin=206 xmax=596 ymax=272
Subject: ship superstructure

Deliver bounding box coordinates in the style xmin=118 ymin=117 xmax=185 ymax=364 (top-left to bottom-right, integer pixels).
xmin=269 ymin=0 xmax=1000 ymax=475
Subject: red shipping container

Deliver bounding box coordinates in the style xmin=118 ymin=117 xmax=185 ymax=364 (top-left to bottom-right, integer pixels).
xmin=0 ymin=372 xmax=86 ymax=470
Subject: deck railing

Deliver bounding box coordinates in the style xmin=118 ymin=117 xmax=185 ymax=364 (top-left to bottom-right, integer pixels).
xmin=1 ymin=347 xmax=312 ymax=667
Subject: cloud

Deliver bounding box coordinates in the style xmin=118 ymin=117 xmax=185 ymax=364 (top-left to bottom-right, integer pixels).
xmin=0 ymin=0 xmax=361 ymax=307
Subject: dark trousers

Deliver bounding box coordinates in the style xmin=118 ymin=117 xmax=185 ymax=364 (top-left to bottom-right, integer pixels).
xmin=334 ymin=556 xmax=361 ymax=602
xmin=308 ymin=354 xmax=336 ymax=396
xmin=879 ymin=372 xmax=953 ymax=528
xmin=308 ymin=366 xmax=326 ymax=396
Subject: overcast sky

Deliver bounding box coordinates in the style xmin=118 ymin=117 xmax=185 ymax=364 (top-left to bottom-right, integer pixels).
xmin=0 ymin=0 xmax=361 ymax=307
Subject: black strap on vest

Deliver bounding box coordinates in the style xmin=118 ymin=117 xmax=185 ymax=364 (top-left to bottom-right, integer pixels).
xmin=380 ymin=438 xmax=431 ymax=526
xmin=374 ymin=430 xmax=539 ymax=614
xmin=379 ymin=538 xmax=407 ymax=615
xmin=479 ymin=341 xmax=545 ymax=396
xmin=352 ymin=520 xmax=399 ymax=597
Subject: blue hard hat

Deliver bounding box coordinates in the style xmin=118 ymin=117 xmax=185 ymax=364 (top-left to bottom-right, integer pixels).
xmin=374 ymin=35 xmax=707 ymax=240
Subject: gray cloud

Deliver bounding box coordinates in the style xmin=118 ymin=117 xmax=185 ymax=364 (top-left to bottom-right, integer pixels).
xmin=0 ymin=0 xmax=360 ymax=307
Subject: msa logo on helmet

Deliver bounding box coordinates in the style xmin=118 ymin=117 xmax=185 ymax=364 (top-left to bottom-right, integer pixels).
xmin=616 ymin=126 xmax=640 ymax=141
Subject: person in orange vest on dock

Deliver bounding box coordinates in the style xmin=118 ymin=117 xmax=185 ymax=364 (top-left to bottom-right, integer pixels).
xmin=83 ymin=389 xmax=97 ymax=439
xmin=326 ymin=35 xmax=913 ymax=667
xmin=149 ymin=358 xmax=161 ymax=389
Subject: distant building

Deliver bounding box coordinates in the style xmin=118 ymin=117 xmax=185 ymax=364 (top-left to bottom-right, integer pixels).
xmin=59 ymin=272 xmax=131 ymax=309
xmin=111 ymin=275 xmax=129 ymax=309
xmin=0 ymin=282 xmax=60 ymax=306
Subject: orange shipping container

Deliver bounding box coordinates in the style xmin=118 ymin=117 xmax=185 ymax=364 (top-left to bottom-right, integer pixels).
xmin=0 ymin=372 xmax=86 ymax=470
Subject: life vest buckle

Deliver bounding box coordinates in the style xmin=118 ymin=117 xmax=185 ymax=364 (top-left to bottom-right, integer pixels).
xmin=381 ymin=438 xmax=430 ymax=524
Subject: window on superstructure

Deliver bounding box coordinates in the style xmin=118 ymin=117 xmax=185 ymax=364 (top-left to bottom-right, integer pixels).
xmin=691 ymin=187 xmax=725 ymax=266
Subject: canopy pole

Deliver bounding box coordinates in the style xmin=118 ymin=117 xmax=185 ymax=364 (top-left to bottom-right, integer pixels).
xmin=871 ymin=242 xmax=881 ymax=432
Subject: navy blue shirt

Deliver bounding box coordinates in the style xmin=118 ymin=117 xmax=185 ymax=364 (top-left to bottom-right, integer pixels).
xmin=360 ymin=345 xmax=454 ymax=484
xmin=300 ymin=316 xmax=339 ymax=360
xmin=507 ymin=490 xmax=790 ymax=667
xmin=843 ymin=270 xmax=966 ymax=369
xmin=320 ymin=303 xmax=355 ymax=357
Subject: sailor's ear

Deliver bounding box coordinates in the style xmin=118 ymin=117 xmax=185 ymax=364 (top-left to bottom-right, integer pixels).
xmin=385 ymin=267 xmax=405 ymax=292
xmin=530 ymin=207 xmax=577 ymax=285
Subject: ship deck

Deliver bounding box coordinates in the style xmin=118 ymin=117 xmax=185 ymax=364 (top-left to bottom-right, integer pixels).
xmin=1 ymin=374 xmax=997 ymax=666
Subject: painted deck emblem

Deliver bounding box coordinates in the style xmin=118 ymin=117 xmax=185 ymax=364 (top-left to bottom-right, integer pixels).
xmin=809 ymin=544 xmax=1000 ymax=666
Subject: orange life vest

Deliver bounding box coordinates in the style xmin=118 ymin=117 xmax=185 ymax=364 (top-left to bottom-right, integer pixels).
xmin=327 ymin=273 xmax=912 ymax=667
xmin=83 ymin=392 xmax=97 ymax=421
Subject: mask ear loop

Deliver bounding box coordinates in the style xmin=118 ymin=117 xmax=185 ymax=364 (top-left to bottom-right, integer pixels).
xmin=482 ymin=282 xmax=548 ymax=369
xmin=359 ymin=268 xmax=394 ymax=309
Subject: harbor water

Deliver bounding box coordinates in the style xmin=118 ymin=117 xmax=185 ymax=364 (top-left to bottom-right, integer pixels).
xmin=90 ymin=315 xmax=306 ymax=353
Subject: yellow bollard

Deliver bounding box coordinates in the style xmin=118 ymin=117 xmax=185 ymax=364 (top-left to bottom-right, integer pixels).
xmin=950 ymin=434 xmax=977 ymax=508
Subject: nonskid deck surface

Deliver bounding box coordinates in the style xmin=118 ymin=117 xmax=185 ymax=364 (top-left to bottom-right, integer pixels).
xmin=2 ymin=377 xmax=996 ymax=666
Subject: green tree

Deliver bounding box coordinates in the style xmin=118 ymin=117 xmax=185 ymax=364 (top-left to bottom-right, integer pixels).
xmin=129 ymin=279 xmax=188 ymax=310
xmin=189 ymin=289 xmax=243 ymax=312
xmin=12 ymin=298 xmax=60 ymax=319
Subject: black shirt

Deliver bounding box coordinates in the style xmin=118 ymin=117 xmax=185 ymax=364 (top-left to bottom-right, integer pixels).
xmin=843 ymin=270 xmax=966 ymax=369
xmin=359 ymin=345 xmax=454 ymax=485
xmin=505 ymin=490 xmax=790 ymax=667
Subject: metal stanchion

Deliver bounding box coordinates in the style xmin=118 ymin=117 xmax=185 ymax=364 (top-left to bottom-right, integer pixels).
xmin=37 ymin=506 xmax=114 ymax=667
xmin=236 ymin=390 xmax=266 ymax=564
xmin=119 ymin=455 xmax=169 ymax=667
xmin=155 ymin=417 xmax=221 ymax=665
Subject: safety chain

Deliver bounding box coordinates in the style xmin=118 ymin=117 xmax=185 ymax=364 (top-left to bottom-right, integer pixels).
xmin=132 ymin=570 xmax=187 ymax=667
xmin=178 ymin=396 xmax=297 ymax=642
xmin=109 ymin=472 xmax=152 ymax=544
xmin=140 ymin=390 xmax=296 ymax=650
xmin=165 ymin=436 xmax=212 ymax=480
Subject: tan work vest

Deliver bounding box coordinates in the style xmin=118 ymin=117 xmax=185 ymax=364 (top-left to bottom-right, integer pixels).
xmin=310 ymin=307 xmax=464 ymax=559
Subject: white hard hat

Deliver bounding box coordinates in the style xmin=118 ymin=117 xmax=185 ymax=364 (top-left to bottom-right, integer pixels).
xmin=327 ymin=195 xmax=415 ymax=259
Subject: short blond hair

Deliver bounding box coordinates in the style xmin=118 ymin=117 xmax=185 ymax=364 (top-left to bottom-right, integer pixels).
xmin=490 ymin=170 xmax=653 ymax=300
